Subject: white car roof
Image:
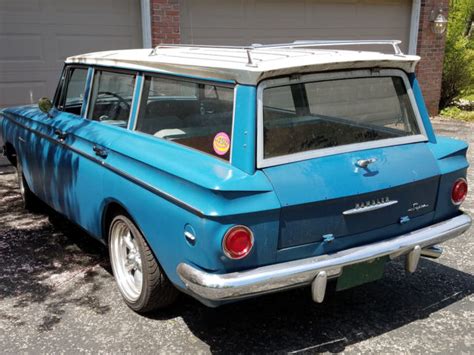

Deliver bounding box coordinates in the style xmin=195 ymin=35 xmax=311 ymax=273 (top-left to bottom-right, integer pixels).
xmin=65 ymin=41 xmax=420 ymax=85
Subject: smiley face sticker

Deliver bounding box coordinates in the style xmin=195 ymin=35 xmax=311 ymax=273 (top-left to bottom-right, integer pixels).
xmin=213 ymin=132 xmax=230 ymax=156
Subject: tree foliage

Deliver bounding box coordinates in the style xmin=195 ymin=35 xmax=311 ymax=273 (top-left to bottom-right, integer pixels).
xmin=440 ymin=0 xmax=474 ymax=109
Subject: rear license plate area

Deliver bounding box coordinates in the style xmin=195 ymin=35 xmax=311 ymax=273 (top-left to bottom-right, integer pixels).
xmin=336 ymin=256 xmax=388 ymax=291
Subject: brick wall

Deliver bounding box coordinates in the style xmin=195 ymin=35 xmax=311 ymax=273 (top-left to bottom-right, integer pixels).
xmin=416 ymin=0 xmax=449 ymax=115
xmin=150 ymin=0 xmax=180 ymax=46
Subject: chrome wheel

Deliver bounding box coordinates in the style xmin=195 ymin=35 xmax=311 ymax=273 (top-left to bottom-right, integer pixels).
xmin=110 ymin=218 xmax=143 ymax=302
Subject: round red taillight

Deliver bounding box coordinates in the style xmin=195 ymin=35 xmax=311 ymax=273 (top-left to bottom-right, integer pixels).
xmin=451 ymin=178 xmax=468 ymax=205
xmin=222 ymin=226 xmax=254 ymax=260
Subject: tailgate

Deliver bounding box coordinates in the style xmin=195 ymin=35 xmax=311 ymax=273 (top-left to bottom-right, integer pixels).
xmin=263 ymin=143 xmax=441 ymax=249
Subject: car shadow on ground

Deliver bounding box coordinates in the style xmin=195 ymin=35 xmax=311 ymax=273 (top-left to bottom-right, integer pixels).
xmin=0 ymin=161 xmax=112 ymax=331
xmin=1 ymin=159 xmax=472 ymax=352
xmin=147 ymin=257 xmax=473 ymax=353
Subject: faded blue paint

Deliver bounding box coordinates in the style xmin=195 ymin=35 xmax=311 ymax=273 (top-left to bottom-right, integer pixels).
xmin=409 ymin=73 xmax=437 ymax=143
xmin=231 ymin=85 xmax=257 ymax=174
xmin=0 ymin=67 xmax=469 ymax=302
xmin=262 ymin=143 xmax=441 ymax=206
xmin=428 ymin=135 xmax=469 ymax=173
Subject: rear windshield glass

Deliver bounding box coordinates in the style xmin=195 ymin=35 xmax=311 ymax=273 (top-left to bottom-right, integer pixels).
xmin=262 ymin=76 xmax=420 ymax=159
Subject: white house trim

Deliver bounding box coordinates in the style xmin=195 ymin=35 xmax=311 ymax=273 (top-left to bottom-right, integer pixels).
xmin=140 ymin=0 xmax=152 ymax=48
xmin=408 ymin=0 xmax=421 ymax=55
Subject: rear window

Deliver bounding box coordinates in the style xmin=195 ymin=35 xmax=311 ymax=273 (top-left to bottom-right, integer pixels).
xmin=262 ymin=75 xmax=421 ymax=160
xmin=135 ymin=76 xmax=234 ymax=161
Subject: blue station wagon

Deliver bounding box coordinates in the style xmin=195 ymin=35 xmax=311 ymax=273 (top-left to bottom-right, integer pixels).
xmin=0 ymin=40 xmax=471 ymax=313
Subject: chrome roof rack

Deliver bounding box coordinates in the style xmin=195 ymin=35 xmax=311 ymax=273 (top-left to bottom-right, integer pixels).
xmin=251 ymin=40 xmax=404 ymax=56
xmin=149 ymin=40 xmax=404 ymax=67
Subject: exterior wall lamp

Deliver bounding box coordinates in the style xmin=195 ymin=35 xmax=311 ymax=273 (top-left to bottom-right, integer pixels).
xmin=430 ymin=8 xmax=448 ymax=37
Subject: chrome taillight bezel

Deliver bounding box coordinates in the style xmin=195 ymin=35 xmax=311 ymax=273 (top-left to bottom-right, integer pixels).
xmin=222 ymin=225 xmax=254 ymax=260
xmin=451 ymin=177 xmax=468 ymax=205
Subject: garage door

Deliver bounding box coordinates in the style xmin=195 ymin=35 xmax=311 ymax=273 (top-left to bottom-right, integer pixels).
xmin=181 ymin=0 xmax=411 ymax=53
xmin=0 ymin=0 xmax=142 ymax=107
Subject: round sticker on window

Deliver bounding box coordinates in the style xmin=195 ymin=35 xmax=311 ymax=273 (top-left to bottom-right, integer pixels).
xmin=213 ymin=132 xmax=230 ymax=156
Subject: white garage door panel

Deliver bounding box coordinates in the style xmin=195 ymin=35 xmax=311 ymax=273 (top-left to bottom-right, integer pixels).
xmin=0 ymin=34 xmax=43 ymax=61
xmin=0 ymin=81 xmax=49 ymax=108
xmin=181 ymin=0 xmax=411 ymax=52
xmin=0 ymin=0 xmax=42 ymax=13
xmin=0 ymin=0 xmax=142 ymax=107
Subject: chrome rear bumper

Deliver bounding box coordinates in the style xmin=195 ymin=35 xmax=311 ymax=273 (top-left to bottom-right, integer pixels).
xmin=177 ymin=213 xmax=471 ymax=302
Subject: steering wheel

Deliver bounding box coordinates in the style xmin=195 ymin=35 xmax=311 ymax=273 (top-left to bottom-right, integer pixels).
xmin=96 ymin=91 xmax=131 ymax=121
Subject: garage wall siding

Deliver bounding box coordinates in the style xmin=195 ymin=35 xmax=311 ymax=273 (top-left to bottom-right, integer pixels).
xmin=0 ymin=0 xmax=142 ymax=107
xmin=179 ymin=0 xmax=412 ymax=53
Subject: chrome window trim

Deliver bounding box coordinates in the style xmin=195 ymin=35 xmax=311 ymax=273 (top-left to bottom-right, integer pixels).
xmin=53 ymin=66 xmax=67 ymax=109
xmin=129 ymin=73 xmax=144 ymax=131
xmin=131 ymin=73 xmax=145 ymax=131
xmin=126 ymin=73 xmax=139 ymax=125
xmin=229 ymin=85 xmax=237 ymax=164
xmin=256 ymin=69 xmax=428 ymax=168
xmin=83 ymin=67 xmax=95 ymax=118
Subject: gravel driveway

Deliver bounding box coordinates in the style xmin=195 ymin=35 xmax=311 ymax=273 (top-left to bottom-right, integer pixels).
xmin=0 ymin=118 xmax=472 ymax=354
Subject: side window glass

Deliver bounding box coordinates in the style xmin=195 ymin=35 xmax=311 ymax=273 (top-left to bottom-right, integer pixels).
xmin=136 ymin=76 xmax=234 ymax=161
xmin=60 ymin=68 xmax=88 ymax=115
xmin=87 ymin=70 xmax=136 ymax=128
xmin=263 ymin=85 xmax=295 ymax=112
xmin=262 ymin=85 xmax=296 ymax=124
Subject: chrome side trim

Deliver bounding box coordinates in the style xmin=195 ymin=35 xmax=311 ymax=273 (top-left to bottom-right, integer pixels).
xmin=177 ymin=213 xmax=472 ymax=302
xmin=342 ymin=200 xmax=398 ymax=215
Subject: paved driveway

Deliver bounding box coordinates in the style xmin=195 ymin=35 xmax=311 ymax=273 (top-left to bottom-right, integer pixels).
xmin=0 ymin=118 xmax=472 ymax=354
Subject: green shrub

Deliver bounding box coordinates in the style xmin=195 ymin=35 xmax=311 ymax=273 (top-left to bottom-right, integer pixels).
xmin=440 ymin=106 xmax=474 ymax=121
xmin=440 ymin=0 xmax=474 ymax=109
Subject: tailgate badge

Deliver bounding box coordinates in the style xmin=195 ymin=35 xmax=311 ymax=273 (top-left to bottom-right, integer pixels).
xmin=408 ymin=202 xmax=429 ymax=212
xmin=343 ymin=197 xmax=398 ymax=215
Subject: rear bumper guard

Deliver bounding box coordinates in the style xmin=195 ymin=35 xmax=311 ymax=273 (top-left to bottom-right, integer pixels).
xmin=177 ymin=213 xmax=471 ymax=302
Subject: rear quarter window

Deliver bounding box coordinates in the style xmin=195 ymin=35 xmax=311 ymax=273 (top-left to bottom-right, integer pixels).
xmin=135 ymin=76 xmax=234 ymax=161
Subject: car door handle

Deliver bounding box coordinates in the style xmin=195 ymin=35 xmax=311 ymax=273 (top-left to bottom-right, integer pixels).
xmin=93 ymin=145 xmax=108 ymax=159
xmin=54 ymin=129 xmax=68 ymax=142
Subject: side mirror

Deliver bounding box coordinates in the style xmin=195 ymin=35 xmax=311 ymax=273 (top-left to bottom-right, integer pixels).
xmin=38 ymin=97 xmax=53 ymax=117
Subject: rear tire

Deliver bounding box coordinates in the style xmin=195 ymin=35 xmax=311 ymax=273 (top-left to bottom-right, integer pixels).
xmin=16 ymin=159 xmax=41 ymax=212
xmin=108 ymin=214 xmax=179 ymax=313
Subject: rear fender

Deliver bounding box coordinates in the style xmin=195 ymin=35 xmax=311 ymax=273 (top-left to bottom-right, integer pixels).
xmin=428 ymin=136 xmax=469 ymax=222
